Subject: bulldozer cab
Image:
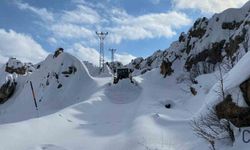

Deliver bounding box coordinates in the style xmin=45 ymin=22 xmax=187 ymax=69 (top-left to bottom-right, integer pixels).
xmin=113 ymin=68 xmax=132 ymax=84
xmin=116 ymin=68 xmax=130 ymax=79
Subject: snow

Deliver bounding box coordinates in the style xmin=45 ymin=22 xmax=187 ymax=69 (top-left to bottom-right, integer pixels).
xmin=6 ymin=57 xmax=25 ymax=68
xmin=0 ymin=48 xmax=249 ymax=150
xmin=0 ymin=54 xmax=211 ymax=150
xmin=224 ymin=51 xmax=250 ymax=90
xmin=197 ymin=50 xmax=250 ymax=114
xmin=1 ymin=1 xmax=250 ymax=150
xmin=106 ymin=79 xmax=141 ymax=104
xmin=84 ymin=61 xmax=112 ymax=77
xmin=0 ymin=52 xmax=243 ymax=150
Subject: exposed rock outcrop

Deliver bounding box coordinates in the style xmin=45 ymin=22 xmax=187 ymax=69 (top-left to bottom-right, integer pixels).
xmin=190 ymin=87 xmax=197 ymax=96
xmin=53 ymin=48 xmax=64 ymax=58
xmin=185 ymin=40 xmax=225 ymax=72
xmin=222 ymin=21 xmax=243 ymax=30
xmin=240 ymin=78 xmax=250 ymax=106
xmin=160 ymin=60 xmax=174 ymax=77
xmin=215 ymin=95 xmax=250 ymax=127
xmin=0 ymin=79 xmax=16 ymax=104
xmin=5 ymin=58 xmax=27 ymax=75
xmin=188 ymin=17 xmax=208 ymax=38
xmin=62 ymin=65 xmax=77 ymax=77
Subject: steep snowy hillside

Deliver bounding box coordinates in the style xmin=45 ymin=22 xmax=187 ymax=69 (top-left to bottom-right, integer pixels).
xmin=128 ymin=1 xmax=250 ymax=78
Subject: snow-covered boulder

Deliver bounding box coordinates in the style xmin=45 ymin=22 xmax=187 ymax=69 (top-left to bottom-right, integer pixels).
xmin=5 ymin=58 xmax=27 ymax=75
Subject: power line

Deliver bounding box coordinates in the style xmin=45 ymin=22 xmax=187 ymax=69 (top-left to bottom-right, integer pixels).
xmin=96 ymin=31 xmax=108 ymax=73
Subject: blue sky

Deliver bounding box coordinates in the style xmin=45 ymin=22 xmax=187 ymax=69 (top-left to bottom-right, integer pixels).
xmin=0 ymin=0 xmax=248 ymax=65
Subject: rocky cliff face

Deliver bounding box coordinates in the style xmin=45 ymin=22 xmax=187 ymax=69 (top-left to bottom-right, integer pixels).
xmin=127 ymin=2 xmax=250 ymax=78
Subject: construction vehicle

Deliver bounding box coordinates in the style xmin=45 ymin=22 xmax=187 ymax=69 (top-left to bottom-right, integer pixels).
xmin=113 ymin=68 xmax=133 ymax=84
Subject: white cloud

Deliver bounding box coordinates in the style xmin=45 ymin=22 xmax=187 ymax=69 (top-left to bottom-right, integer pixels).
xmin=67 ymin=43 xmax=100 ymax=65
xmin=51 ymin=24 xmax=94 ymax=40
xmin=115 ymin=53 xmax=136 ymax=65
xmin=107 ymin=10 xmax=192 ymax=44
xmin=47 ymin=37 xmax=57 ymax=45
xmin=15 ymin=1 xmax=192 ymax=45
xmin=0 ymin=29 xmax=48 ymax=63
xmin=173 ymin=0 xmax=249 ymax=14
xmin=15 ymin=1 xmax=54 ymax=22
xmin=61 ymin=5 xmax=101 ymax=24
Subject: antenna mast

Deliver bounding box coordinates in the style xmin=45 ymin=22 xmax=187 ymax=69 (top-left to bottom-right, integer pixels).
xmin=96 ymin=31 xmax=108 ymax=73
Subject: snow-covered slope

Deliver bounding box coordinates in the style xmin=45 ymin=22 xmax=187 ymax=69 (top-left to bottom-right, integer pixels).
xmin=0 ymin=68 xmax=209 ymax=150
xmin=83 ymin=61 xmax=112 ymax=77
xmin=0 ymin=52 xmax=248 ymax=150
xmin=0 ymin=53 xmax=97 ymax=123
xmin=1 ymin=1 xmax=250 ymax=150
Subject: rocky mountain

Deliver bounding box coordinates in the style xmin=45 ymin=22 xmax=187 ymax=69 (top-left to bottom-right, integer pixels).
xmin=128 ymin=1 xmax=250 ymax=78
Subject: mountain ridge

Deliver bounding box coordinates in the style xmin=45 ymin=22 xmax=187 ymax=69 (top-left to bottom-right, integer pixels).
xmin=127 ymin=2 xmax=250 ymax=78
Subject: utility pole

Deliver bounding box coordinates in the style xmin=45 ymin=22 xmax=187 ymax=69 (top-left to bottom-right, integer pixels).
xmin=30 ymin=81 xmax=38 ymax=110
xmin=96 ymin=31 xmax=108 ymax=73
xmin=30 ymin=81 xmax=39 ymax=117
xmin=109 ymin=48 xmax=116 ymax=63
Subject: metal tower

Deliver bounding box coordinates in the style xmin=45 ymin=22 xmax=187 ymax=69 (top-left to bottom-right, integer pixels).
xmin=96 ymin=31 xmax=108 ymax=73
xmin=109 ymin=48 xmax=116 ymax=63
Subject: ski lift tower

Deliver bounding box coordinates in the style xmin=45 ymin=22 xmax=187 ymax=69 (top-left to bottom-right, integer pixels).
xmin=96 ymin=31 xmax=108 ymax=73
